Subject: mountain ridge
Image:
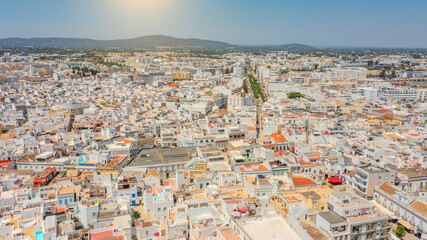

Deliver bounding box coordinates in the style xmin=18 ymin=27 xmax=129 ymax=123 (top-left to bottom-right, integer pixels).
xmin=0 ymin=35 xmax=314 ymax=50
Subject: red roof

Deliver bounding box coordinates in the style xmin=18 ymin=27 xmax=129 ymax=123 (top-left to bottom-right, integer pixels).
xmin=56 ymin=207 xmax=66 ymax=213
xmin=270 ymin=132 xmax=287 ymax=142
xmin=116 ymin=155 xmax=126 ymax=163
xmin=90 ymin=229 xmax=114 ymax=240
xmin=274 ymin=152 xmax=284 ymax=157
xmin=117 ymin=138 xmax=133 ymax=144
xmin=0 ymin=160 xmax=13 ymax=168
xmin=90 ymin=228 xmax=125 ymax=240
xmin=218 ymin=109 xmax=228 ymax=116
xmin=34 ymin=178 xmax=46 ymax=183
xmin=292 ymin=177 xmax=316 ymax=186
xmin=238 ymin=163 xmax=269 ymax=172
xmin=374 ymin=109 xmax=389 ymax=114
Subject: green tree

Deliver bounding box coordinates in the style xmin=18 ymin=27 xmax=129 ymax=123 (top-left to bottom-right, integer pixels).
xmin=367 ymin=60 xmax=373 ymax=66
xmin=225 ymin=68 xmax=230 ymax=74
xmin=393 ymin=225 xmax=406 ymax=239
xmin=379 ymin=69 xmax=386 ymax=78
xmin=90 ymin=69 xmax=99 ymax=76
xmin=288 ymin=92 xmax=304 ymax=99
xmin=132 ymin=210 xmax=141 ymax=219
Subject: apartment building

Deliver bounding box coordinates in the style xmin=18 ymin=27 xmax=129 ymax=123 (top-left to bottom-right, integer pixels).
xmin=329 ymin=191 xmax=391 ymax=240
xmin=344 ymin=165 xmax=395 ymax=199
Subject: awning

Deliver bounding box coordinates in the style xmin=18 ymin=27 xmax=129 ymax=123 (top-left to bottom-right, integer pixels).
xmin=327 ymin=177 xmax=343 ymax=184
xmin=369 ymin=200 xmax=397 ymax=219
xmin=399 ymin=219 xmax=414 ymax=231
xmin=239 ymin=207 xmax=248 ymax=212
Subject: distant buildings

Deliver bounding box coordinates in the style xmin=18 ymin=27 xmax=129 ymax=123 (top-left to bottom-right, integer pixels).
xmin=0 ymin=49 xmax=426 ymax=240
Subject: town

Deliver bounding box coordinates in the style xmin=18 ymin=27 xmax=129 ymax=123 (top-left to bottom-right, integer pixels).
xmin=0 ymin=48 xmax=426 ymax=240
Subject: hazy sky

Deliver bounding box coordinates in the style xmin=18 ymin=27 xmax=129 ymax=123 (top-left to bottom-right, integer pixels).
xmin=1 ymin=0 xmax=426 ymax=48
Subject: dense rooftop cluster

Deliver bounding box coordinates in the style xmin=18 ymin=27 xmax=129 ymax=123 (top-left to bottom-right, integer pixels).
xmin=0 ymin=50 xmax=426 ymax=240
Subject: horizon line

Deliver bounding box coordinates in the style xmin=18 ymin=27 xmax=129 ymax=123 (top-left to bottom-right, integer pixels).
xmin=0 ymin=34 xmax=426 ymax=50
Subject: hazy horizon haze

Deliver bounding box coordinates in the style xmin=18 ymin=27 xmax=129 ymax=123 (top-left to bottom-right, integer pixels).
xmin=1 ymin=0 xmax=426 ymax=48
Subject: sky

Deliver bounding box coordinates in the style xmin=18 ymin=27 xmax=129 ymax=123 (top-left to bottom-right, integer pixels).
xmin=1 ymin=0 xmax=426 ymax=48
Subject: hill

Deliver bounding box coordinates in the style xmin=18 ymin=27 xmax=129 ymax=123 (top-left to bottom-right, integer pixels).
xmin=276 ymin=43 xmax=315 ymax=50
xmin=0 ymin=35 xmax=315 ymax=50
xmin=0 ymin=35 xmax=232 ymax=50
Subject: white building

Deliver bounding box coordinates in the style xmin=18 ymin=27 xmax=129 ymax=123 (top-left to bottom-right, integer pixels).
xmin=374 ymin=184 xmax=427 ymax=239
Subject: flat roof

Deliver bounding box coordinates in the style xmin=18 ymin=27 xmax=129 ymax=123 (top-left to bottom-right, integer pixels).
xmin=239 ymin=216 xmax=301 ymax=240
xmin=318 ymin=211 xmax=347 ymax=225
xmin=130 ymin=147 xmax=194 ymax=166
xmin=397 ymin=168 xmax=427 ymax=179
xmin=346 ymin=209 xmax=387 ymax=222
xmin=300 ymin=220 xmax=329 ymax=240
xmin=331 ymin=191 xmax=372 ymax=208
xmin=207 ymin=161 xmax=231 ymax=171
xmin=36 ymin=151 xmax=54 ymax=158
xmin=359 ymin=165 xmax=389 ymax=173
